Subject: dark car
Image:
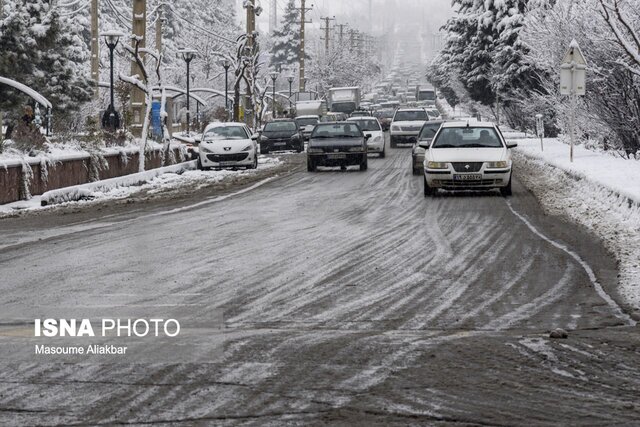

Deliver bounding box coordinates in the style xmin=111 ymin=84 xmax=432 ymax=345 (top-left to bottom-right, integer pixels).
xmin=258 ymin=119 xmax=304 ymax=154
xmin=412 ymin=120 xmax=446 ymax=175
xmin=307 ymin=122 xmax=369 ymax=172
xmin=375 ymin=109 xmax=395 ymax=131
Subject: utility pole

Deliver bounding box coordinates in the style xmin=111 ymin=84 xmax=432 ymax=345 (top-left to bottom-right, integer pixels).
xmin=90 ymin=0 xmax=99 ymax=100
xmin=336 ymin=23 xmax=348 ymax=46
xmin=297 ymin=0 xmax=312 ymax=92
xmin=131 ymin=0 xmax=147 ymax=137
xmin=320 ymin=16 xmax=335 ymax=55
xmin=269 ymin=0 xmax=277 ymax=34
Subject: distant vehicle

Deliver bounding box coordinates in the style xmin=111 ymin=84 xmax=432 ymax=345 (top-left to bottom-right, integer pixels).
xmin=416 ymin=86 xmax=436 ymax=105
xmin=389 ymin=108 xmax=429 ymax=147
xmin=295 ymin=115 xmax=321 ymax=141
xmin=412 ymin=120 xmax=445 ymax=175
xmin=322 ymin=112 xmax=344 ymax=122
xmin=375 ymin=109 xmax=395 ymax=131
xmin=421 ymin=121 xmax=517 ymax=197
xmin=258 ymin=119 xmax=304 ymax=154
xmin=295 ymin=100 xmax=327 ymax=117
xmin=380 ymin=101 xmax=400 ymax=110
xmin=307 ymin=122 xmax=369 ymax=172
xmin=328 ymin=87 xmax=361 ymax=114
xmin=347 ymin=116 xmax=386 ymax=158
xmin=350 ymin=110 xmax=370 ymax=118
xmin=198 ymin=122 xmax=258 ymax=170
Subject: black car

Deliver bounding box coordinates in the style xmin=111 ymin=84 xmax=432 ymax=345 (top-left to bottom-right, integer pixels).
xmin=307 ymin=122 xmax=369 ymax=172
xmin=258 ymin=119 xmax=304 ymax=154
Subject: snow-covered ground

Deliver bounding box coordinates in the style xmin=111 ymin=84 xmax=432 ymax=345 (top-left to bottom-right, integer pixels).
xmin=0 ymin=156 xmax=283 ymax=216
xmin=510 ymin=138 xmax=640 ymax=313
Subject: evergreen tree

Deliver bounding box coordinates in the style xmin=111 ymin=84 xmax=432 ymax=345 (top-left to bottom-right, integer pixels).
xmin=0 ymin=0 xmax=92 ymax=115
xmin=270 ymin=0 xmax=308 ymax=71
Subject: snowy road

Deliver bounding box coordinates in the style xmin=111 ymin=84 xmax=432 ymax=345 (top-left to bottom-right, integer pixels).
xmin=1 ymin=143 xmax=639 ymax=425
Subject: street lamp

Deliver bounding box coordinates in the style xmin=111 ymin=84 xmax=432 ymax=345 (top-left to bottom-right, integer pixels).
xmin=179 ymin=48 xmax=197 ymax=135
xmin=287 ymin=75 xmax=294 ymax=111
xmin=270 ymin=71 xmax=278 ymax=119
xmin=222 ymin=59 xmax=231 ymax=121
xmin=102 ymin=30 xmax=124 ymax=131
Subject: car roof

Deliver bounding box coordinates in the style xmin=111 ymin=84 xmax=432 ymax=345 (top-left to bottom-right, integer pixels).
xmin=269 ymin=118 xmax=296 ymax=122
xmin=396 ymin=108 xmax=426 ymax=112
xmin=347 ymin=116 xmax=378 ymax=121
xmin=441 ymin=120 xmax=497 ymax=128
xmin=204 ymin=122 xmax=247 ymax=129
xmin=295 ymin=115 xmax=319 ymax=119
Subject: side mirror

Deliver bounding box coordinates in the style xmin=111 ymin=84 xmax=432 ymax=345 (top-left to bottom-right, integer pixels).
xmin=364 ymin=133 xmax=372 ymax=140
xmin=507 ymin=143 xmax=518 ymax=149
xmin=251 ymin=133 xmax=259 ymax=141
xmin=418 ymin=141 xmax=430 ymax=149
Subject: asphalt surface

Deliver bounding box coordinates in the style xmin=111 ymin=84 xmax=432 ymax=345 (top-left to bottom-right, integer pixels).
xmin=1 ymin=139 xmax=639 ymax=426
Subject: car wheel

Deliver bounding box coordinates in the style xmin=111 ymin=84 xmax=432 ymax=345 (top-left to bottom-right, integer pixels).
xmin=249 ymin=156 xmax=258 ymax=170
xmin=360 ymin=156 xmax=368 ymax=171
xmin=197 ymin=158 xmax=204 ymax=171
xmin=424 ymin=176 xmax=435 ymax=197
xmin=380 ymin=148 xmax=385 ymax=158
xmin=307 ymin=158 xmax=316 ymax=172
xmin=500 ymin=176 xmax=513 ymax=197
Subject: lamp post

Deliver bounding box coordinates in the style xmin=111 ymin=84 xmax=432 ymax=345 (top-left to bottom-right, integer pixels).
xmin=102 ymin=30 xmax=123 ymax=131
xmin=270 ymin=71 xmax=278 ymax=119
xmin=179 ymin=48 xmax=197 ymax=135
xmin=222 ymin=59 xmax=231 ymax=121
xmin=287 ymin=75 xmax=294 ymax=112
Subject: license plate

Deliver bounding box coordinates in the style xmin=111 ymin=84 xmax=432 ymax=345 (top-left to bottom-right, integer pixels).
xmin=453 ymin=174 xmax=482 ymax=181
xmin=327 ymin=154 xmax=346 ymax=159
xmin=274 ymin=142 xmax=286 ymax=146
xmin=219 ymin=161 xmax=236 ymax=166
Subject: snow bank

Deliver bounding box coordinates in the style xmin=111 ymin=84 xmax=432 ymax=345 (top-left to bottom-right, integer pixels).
xmin=514 ymin=138 xmax=640 ymax=204
xmin=40 ymin=161 xmax=197 ymax=206
xmin=511 ymin=138 xmax=640 ymax=313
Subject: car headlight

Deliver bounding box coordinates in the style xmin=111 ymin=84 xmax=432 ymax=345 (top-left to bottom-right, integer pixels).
xmin=241 ymin=145 xmax=252 ymax=151
xmin=200 ymin=145 xmax=214 ymax=154
xmin=372 ymin=136 xmax=382 ymax=142
xmin=485 ymin=161 xmax=508 ymax=169
xmin=391 ymin=125 xmax=400 ymax=132
xmin=427 ymin=161 xmax=448 ymax=169
xmin=349 ymin=147 xmax=364 ymax=152
xmin=308 ymin=147 xmax=323 ymax=153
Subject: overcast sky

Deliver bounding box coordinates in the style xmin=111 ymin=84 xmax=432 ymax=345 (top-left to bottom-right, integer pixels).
xmin=238 ymin=0 xmax=454 ymax=35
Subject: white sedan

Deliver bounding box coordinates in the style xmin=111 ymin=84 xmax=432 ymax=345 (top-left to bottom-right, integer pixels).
xmin=347 ymin=116 xmax=386 ymax=157
xmin=420 ymin=121 xmax=517 ymax=197
xmin=198 ymin=122 xmax=258 ymax=170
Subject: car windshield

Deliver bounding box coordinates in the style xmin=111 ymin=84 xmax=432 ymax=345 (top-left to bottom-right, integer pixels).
xmin=418 ymin=123 xmax=442 ymax=140
xmin=296 ymin=118 xmax=318 ymax=127
xmin=349 ymin=119 xmax=381 ymax=132
xmin=311 ymin=123 xmax=363 ymax=138
xmin=394 ymin=110 xmax=428 ymax=121
xmin=431 ymin=127 xmax=504 ymax=148
xmin=377 ymin=109 xmax=395 ymax=119
xmin=264 ymin=121 xmax=297 ymax=132
xmin=427 ymin=110 xmax=439 ymax=117
xmin=203 ymin=126 xmax=247 ymax=140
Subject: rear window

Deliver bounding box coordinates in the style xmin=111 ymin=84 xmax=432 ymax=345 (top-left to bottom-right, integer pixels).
xmin=348 ymin=119 xmax=381 ymax=132
xmin=264 ymin=121 xmax=297 ymax=132
xmin=311 ymin=123 xmax=364 ymax=138
xmin=296 ymin=117 xmax=319 ymax=127
xmin=432 ymin=127 xmax=504 ymax=148
xmin=394 ymin=110 xmax=428 ymax=122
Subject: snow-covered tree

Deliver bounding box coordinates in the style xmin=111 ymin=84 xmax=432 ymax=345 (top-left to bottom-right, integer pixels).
xmin=0 ymin=0 xmax=92 ymax=117
xmin=270 ymin=0 xmax=308 ymax=71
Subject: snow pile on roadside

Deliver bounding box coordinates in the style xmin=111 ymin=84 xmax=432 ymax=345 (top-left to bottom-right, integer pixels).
xmin=515 ymin=138 xmax=640 ymax=203
xmin=1 ymin=156 xmax=283 ymax=215
xmin=511 ymin=138 xmax=640 ymax=313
